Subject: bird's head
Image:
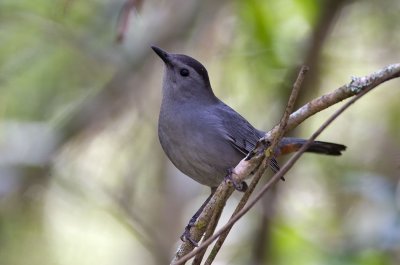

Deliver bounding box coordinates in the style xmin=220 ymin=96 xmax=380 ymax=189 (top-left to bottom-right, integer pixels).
xmin=152 ymin=46 xmax=216 ymax=103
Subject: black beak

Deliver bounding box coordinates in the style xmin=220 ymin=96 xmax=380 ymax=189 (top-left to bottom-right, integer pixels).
xmin=151 ymin=46 xmax=171 ymax=65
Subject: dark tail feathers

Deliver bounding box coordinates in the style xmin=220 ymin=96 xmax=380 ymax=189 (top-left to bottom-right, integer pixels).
xmin=278 ymin=137 xmax=346 ymax=156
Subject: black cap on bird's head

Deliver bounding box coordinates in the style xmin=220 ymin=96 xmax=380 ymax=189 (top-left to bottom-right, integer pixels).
xmin=151 ymin=46 xmax=214 ymax=100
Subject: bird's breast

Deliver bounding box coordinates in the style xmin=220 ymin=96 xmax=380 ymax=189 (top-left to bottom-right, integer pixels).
xmin=158 ymin=104 xmax=242 ymax=187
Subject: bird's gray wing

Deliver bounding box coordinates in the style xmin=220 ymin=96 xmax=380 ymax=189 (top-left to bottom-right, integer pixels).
xmin=214 ymin=102 xmax=280 ymax=172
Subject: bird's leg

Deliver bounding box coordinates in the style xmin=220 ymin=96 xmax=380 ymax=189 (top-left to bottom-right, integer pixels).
xmin=181 ymin=188 xmax=215 ymax=246
xmin=224 ymin=168 xmax=248 ymax=192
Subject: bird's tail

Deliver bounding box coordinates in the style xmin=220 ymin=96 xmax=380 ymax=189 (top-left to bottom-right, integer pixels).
xmin=277 ymin=137 xmax=346 ymax=156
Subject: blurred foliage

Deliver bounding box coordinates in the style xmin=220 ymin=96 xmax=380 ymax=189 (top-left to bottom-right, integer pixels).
xmin=0 ymin=0 xmax=400 ymax=264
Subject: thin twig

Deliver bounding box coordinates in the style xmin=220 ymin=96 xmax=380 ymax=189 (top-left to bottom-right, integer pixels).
xmin=268 ymin=65 xmax=309 ymax=146
xmin=285 ymin=63 xmax=400 ymax=132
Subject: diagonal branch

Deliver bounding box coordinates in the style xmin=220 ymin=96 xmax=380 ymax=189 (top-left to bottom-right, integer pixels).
xmin=285 ymin=64 xmax=400 ymax=132
xmin=171 ymin=63 xmax=400 ymax=264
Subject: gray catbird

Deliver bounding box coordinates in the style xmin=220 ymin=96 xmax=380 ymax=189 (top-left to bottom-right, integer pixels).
xmin=152 ymin=46 xmax=346 ymax=244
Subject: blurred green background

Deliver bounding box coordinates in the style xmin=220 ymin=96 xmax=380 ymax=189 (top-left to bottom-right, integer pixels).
xmin=1 ymin=0 xmax=399 ymax=264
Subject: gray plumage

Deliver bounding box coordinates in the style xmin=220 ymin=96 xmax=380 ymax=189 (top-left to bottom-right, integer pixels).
xmin=153 ymin=46 xmax=346 ymax=188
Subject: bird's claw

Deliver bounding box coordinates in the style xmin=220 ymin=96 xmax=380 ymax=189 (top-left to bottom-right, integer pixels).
xmin=180 ymin=222 xmax=199 ymax=247
xmin=225 ymin=168 xmax=248 ymax=192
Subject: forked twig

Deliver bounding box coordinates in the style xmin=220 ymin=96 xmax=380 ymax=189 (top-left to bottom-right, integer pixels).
xmin=171 ymin=63 xmax=400 ymax=265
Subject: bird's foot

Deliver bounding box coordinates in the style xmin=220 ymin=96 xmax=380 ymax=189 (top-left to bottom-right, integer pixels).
xmin=180 ymin=221 xmax=199 ymax=247
xmin=225 ymin=168 xmax=248 ymax=192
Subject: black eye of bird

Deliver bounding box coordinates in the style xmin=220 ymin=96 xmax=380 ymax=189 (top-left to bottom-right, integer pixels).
xmin=180 ymin=68 xmax=190 ymax=77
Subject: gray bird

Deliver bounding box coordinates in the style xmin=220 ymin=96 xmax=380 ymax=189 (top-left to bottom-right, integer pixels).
xmin=152 ymin=46 xmax=345 ymax=244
